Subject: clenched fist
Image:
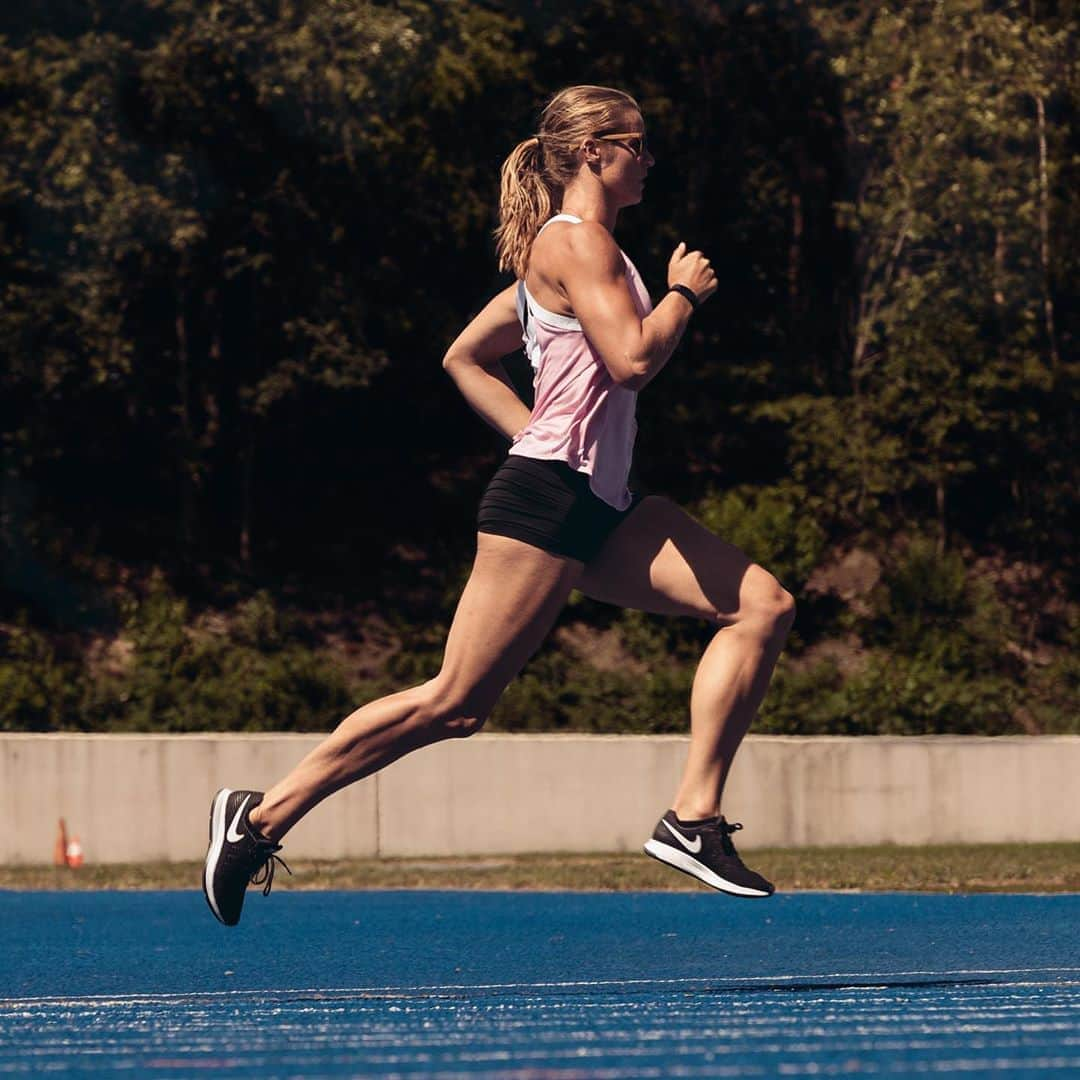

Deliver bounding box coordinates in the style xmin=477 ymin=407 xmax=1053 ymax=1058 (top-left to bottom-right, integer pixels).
xmin=668 ymin=241 xmax=717 ymax=305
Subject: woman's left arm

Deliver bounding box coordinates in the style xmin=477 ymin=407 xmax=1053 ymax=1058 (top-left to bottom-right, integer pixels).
xmin=442 ymin=284 xmax=532 ymax=442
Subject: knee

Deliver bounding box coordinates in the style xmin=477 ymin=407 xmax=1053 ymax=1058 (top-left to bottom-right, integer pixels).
xmin=413 ymin=680 xmax=490 ymax=740
xmin=741 ymin=566 xmax=797 ymax=635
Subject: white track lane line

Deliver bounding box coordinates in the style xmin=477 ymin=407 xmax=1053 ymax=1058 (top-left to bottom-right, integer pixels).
xmin=4 ymin=967 xmax=1080 ymax=1008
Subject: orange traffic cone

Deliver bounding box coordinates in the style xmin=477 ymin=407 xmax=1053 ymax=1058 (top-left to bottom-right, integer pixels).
xmin=54 ymin=818 xmax=69 ymax=867
xmin=65 ymin=835 xmax=84 ymax=869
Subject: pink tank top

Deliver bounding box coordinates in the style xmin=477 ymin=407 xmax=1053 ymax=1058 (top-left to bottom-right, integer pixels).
xmin=509 ymin=214 xmax=653 ymax=511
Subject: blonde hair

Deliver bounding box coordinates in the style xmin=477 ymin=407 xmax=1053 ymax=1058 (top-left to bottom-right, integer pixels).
xmin=495 ymin=85 xmax=641 ymax=280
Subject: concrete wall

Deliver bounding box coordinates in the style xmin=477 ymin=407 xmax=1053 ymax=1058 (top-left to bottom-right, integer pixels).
xmin=1 ymin=733 xmax=1078 ymax=865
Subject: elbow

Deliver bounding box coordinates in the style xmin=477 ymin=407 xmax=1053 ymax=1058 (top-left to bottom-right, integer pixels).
xmin=613 ymin=356 xmax=649 ymax=392
xmin=442 ymin=349 xmax=466 ymax=374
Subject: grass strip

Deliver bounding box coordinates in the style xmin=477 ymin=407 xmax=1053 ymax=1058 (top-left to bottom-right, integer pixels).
xmin=2 ymin=844 xmax=1078 ymax=893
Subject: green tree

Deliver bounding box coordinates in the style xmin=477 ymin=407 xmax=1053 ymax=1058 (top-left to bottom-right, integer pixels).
xmin=797 ymin=1 xmax=1072 ymax=553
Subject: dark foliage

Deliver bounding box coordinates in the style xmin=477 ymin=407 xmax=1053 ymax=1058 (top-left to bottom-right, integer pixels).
xmin=1 ymin=1 xmax=1075 ymax=733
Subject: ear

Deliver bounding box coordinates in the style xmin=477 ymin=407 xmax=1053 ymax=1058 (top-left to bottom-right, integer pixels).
xmin=580 ymin=136 xmax=603 ymax=170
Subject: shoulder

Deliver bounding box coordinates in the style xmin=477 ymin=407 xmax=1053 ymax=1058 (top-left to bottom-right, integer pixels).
xmin=546 ymin=221 xmax=624 ymax=280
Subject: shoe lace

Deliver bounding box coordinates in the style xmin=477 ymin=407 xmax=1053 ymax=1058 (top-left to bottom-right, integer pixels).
xmin=718 ymin=818 xmax=743 ymax=857
xmin=250 ymin=842 xmax=292 ymax=897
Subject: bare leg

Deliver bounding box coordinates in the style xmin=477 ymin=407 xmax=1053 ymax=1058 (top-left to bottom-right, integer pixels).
xmin=670 ymin=600 xmax=794 ymax=819
xmin=250 ymin=533 xmax=583 ymax=841
xmin=578 ymin=496 xmax=796 ymax=820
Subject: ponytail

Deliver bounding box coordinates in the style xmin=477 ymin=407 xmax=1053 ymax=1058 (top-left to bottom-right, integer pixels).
xmin=495 ymin=136 xmax=556 ymax=281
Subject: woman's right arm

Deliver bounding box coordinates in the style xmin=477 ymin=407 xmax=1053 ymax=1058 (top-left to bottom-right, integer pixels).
xmin=442 ymin=284 xmax=533 ymax=442
xmin=557 ymin=224 xmax=717 ymax=392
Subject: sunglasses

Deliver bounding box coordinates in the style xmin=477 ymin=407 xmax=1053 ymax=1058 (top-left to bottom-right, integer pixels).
xmin=596 ymin=131 xmax=649 ymax=159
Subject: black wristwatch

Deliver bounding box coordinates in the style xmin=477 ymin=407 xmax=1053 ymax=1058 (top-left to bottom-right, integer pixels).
xmin=668 ymin=284 xmax=698 ymax=311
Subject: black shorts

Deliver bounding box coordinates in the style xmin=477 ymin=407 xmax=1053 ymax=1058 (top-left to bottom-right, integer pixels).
xmin=477 ymin=455 xmax=647 ymax=564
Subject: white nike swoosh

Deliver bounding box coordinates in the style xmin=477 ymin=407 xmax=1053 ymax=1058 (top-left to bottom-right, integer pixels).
xmin=226 ymin=795 xmax=252 ymax=844
xmin=661 ymin=818 xmax=702 ymax=854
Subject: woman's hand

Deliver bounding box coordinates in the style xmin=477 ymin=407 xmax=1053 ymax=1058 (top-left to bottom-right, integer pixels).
xmin=667 ymin=242 xmax=717 ymax=304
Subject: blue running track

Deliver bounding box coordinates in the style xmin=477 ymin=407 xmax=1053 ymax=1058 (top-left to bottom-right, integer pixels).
xmin=2 ymin=890 xmax=1079 ymax=1076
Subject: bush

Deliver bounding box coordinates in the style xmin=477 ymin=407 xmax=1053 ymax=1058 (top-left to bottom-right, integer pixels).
xmin=861 ymin=534 xmax=1014 ymax=672
xmin=1023 ymin=615 xmax=1080 ymax=734
xmin=0 ymin=546 xmax=1070 ymax=737
xmin=757 ymin=651 xmax=1023 ymax=735
xmin=838 ymin=652 xmax=1021 ymax=734
xmin=490 ymin=650 xmax=693 ymax=733
xmin=1 ymin=584 xmax=357 ymax=732
xmin=101 ymin=585 xmax=356 ymax=731
xmin=0 ymin=620 xmax=84 ymax=731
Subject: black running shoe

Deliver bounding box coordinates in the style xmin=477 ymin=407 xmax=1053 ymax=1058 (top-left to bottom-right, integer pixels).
xmin=203 ymin=788 xmax=291 ymax=926
xmin=644 ymin=810 xmax=774 ymax=898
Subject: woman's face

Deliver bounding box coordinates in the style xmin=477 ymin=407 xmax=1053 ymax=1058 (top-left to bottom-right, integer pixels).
xmin=597 ymin=110 xmax=654 ymax=207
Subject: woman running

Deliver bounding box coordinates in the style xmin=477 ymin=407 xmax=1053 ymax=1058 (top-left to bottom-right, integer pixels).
xmin=203 ymin=85 xmax=795 ymax=926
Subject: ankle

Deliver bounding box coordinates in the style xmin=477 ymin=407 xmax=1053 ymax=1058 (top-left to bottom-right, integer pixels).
xmin=672 ymin=803 xmax=718 ymax=825
xmin=247 ymin=804 xmax=276 ymax=843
